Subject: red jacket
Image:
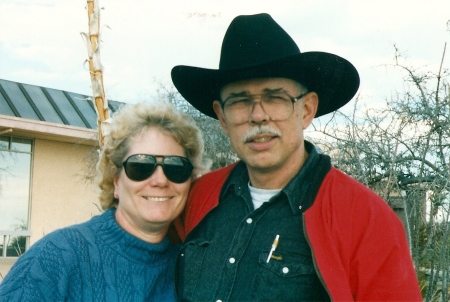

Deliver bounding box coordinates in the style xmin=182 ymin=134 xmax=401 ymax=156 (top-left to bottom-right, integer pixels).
xmin=175 ymin=163 xmax=422 ymax=301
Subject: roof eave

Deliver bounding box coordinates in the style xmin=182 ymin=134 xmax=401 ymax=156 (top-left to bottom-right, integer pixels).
xmin=0 ymin=115 xmax=98 ymax=146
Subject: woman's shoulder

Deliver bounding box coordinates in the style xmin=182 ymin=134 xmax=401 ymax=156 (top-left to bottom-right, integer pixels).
xmin=0 ymin=211 xmax=114 ymax=300
xmin=0 ymin=223 xmax=91 ymax=300
xmin=28 ymin=210 xmax=110 ymax=256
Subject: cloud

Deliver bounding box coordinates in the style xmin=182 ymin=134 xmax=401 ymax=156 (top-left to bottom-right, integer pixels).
xmin=0 ymin=0 xmax=448 ymax=105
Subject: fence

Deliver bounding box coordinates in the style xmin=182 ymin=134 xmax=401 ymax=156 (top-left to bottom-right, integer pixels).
xmin=0 ymin=230 xmax=31 ymax=257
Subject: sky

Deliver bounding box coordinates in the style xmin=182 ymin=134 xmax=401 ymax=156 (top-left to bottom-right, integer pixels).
xmin=0 ymin=0 xmax=449 ymax=115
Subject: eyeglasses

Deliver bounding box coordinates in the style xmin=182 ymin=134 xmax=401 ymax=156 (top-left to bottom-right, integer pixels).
xmin=122 ymin=154 xmax=193 ymax=183
xmin=221 ymin=92 xmax=308 ymax=124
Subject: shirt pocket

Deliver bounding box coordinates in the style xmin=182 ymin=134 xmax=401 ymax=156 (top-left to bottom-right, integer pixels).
xmin=251 ymin=251 xmax=323 ymax=301
xmin=176 ymin=239 xmax=210 ymax=301
xmin=259 ymin=251 xmax=316 ymax=280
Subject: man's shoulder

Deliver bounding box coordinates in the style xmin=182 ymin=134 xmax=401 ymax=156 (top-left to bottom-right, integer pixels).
xmin=196 ymin=162 xmax=238 ymax=182
xmin=183 ymin=163 xmax=239 ymax=233
xmin=325 ymin=167 xmax=376 ymax=193
xmin=310 ymin=166 xmax=404 ymax=235
xmin=319 ymin=167 xmax=392 ymax=210
xmin=191 ymin=162 xmax=238 ymax=193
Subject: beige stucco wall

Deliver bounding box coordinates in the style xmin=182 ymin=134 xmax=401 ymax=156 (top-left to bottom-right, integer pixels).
xmin=30 ymin=138 xmax=102 ymax=244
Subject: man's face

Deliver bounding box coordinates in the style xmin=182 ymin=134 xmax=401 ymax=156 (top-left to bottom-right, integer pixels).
xmin=213 ymin=78 xmax=318 ymax=181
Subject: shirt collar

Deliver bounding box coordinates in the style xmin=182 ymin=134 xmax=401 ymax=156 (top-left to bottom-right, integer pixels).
xmin=223 ymin=141 xmax=331 ymax=214
xmin=282 ymin=141 xmax=327 ymax=214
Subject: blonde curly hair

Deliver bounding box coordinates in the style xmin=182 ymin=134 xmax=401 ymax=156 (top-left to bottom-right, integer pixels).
xmin=96 ymin=101 xmax=208 ymax=210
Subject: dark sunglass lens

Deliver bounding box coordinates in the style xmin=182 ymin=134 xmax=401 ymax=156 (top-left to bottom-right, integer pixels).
xmin=163 ymin=157 xmax=193 ymax=183
xmin=124 ymin=155 xmax=156 ymax=181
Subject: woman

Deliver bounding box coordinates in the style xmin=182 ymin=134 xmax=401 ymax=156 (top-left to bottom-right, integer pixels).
xmin=0 ymin=101 xmax=207 ymax=301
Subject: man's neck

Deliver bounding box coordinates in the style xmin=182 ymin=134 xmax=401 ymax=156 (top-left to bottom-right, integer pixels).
xmin=247 ymin=148 xmax=309 ymax=189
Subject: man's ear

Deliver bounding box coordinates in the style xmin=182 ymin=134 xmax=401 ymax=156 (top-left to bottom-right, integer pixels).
xmin=301 ymin=92 xmax=318 ymax=130
xmin=213 ymin=100 xmax=229 ymax=135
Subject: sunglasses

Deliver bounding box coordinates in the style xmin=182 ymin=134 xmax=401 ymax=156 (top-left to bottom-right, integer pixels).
xmin=122 ymin=154 xmax=194 ymax=183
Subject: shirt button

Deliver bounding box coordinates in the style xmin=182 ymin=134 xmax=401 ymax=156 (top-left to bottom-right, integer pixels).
xmin=299 ymin=205 xmax=302 ymax=210
xmin=180 ymin=253 xmax=184 ymax=257
xmin=216 ymin=300 xmax=223 ymax=302
xmin=246 ymin=218 xmax=253 ymax=224
xmin=229 ymin=257 xmax=236 ymax=264
xmin=282 ymin=267 xmax=289 ymax=274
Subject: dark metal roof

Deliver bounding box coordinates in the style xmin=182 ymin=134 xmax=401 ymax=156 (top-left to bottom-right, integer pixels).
xmin=0 ymin=79 xmax=123 ymax=129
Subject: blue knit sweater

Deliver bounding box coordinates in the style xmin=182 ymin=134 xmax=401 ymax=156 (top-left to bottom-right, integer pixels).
xmin=0 ymin=208 xmax=179 ymax=301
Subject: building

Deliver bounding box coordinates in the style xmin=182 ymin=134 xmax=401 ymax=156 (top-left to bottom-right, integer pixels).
xmin=0 ymin=79 xmax=123 ymax=278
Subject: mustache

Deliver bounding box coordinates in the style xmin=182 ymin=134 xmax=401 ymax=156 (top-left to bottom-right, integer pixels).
xmin=242 ymin=125 xmax=282 ymax=143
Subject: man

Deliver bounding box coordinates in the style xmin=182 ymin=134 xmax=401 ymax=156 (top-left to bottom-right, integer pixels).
xmin=171 ymin=13 xmax=421 ymax=301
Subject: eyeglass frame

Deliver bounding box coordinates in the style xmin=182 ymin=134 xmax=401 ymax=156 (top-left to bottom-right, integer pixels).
xmin=121 ymin=154 xmax=194 ymax=183
xmin=219 ymin=91 xmax=309 ymax=123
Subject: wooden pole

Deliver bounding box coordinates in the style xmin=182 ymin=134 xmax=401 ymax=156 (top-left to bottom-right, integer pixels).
xmin=85 ymin=0 xmax=109 ymax=146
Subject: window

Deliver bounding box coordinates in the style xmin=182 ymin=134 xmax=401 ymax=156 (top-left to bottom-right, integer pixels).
xmin=0 ymin=136 xmax=33 ymax=257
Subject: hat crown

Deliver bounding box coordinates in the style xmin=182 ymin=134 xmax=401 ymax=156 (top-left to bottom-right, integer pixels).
xmin=219 ymin=14 xmax=300 ymax=70
xmin=171 ymin=13 xmax=360 ymax=119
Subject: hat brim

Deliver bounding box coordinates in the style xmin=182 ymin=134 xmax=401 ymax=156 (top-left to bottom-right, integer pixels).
xmin=171 ymin=51 xmax=360 ymax=119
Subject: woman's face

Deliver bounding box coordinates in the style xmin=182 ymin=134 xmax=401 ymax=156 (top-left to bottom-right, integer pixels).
xmin=113 ymin=127 xmax=191 ymax=242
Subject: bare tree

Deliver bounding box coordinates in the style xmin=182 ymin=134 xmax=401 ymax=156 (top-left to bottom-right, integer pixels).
xmin=311 ymin=44 xmax=449 ymax=301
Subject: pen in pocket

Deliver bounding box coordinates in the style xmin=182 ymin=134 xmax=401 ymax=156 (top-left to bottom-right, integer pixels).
xmin=266 ymin=234 xmax=279 ymax=263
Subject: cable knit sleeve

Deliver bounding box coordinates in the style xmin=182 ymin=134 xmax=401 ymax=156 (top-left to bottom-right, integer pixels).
xmin=0 ymin=231 xmax=75 ymax=302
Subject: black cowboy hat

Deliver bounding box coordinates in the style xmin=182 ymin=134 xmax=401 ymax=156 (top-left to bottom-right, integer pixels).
xmin=171 ymin=13 xmax=360 ymax=119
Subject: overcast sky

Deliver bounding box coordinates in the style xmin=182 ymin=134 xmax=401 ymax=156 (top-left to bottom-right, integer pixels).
xmin=0 ymin=0 xmax=449 ymax=114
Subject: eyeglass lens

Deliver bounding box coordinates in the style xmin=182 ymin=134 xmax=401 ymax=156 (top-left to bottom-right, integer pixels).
xmin=222 ymin=93 xmax=297 ymax=123
xmin=123 ymin=154 xmax=193 ymax=183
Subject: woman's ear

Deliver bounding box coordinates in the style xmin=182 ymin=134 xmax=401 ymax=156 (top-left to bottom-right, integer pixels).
xmin=112 ymin=166 xmax=119 ymax=198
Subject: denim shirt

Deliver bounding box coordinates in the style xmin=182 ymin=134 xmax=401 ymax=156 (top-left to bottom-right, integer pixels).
xmin=176 ymin=141 xmax=332 ymax=302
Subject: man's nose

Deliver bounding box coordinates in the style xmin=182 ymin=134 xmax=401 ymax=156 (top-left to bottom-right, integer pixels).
xmin=248 ymin=99 xmax=270 ymax=123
